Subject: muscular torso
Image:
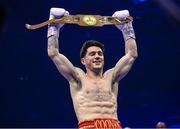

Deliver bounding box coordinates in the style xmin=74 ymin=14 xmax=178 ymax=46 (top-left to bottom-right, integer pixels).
xmin=69 ymin=70 xmax=119 ymax=122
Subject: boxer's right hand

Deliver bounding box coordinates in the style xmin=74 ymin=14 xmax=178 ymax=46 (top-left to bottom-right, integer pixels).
xmin=47 ymin=7 xmax=69 ymax=38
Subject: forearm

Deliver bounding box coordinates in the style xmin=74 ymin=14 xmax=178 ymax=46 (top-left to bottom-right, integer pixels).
xmin=121 ymin=22 xmax=138 ymax=58
xmin=121 ymin=22 xmax=136 ymax=41
xmin=125 ymin=38 xmax=138 ymax=58
xmin=47 ymin=35 xmax=59 ymax=58
xmin=47 ymin=17 xmax=60 ymax=58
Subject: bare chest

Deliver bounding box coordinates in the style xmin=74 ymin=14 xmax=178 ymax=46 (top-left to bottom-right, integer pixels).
xmin=83 ymin=77 xmax=111 ymax=90
xmin=81 ymin=78 xmax=113 ymax=101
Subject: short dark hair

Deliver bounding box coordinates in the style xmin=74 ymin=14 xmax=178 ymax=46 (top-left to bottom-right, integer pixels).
xmin=80 ymin=40 xmax=104 ymax=59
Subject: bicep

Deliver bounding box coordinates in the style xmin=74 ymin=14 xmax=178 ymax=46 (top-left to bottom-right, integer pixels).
xmin=112 ymin=54 xmax=136 ymax=82
xmin=51 ymin=53 xmax=80 ymax=81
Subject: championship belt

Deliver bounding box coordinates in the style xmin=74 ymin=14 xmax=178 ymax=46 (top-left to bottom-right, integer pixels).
xmin=25 ymin=15 xmax=133 ymax=30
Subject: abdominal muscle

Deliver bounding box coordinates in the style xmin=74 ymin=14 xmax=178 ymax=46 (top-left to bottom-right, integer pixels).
xmin=72 ymin=86 xmax=118 ymax=122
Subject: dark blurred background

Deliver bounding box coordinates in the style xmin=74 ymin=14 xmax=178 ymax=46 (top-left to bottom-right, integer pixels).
xmin=0 ymin=0 xmax=180 ymax=128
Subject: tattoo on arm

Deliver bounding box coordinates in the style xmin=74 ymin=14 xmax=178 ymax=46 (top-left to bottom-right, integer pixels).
xmin=48 ymin=36 xmax=59 ymax=50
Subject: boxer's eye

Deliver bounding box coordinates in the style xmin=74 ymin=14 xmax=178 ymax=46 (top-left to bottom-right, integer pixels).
xmin=98 ymin=51 xmax=103 ymax=56
xmin=89 ymin=52 xmax=96 ymax=56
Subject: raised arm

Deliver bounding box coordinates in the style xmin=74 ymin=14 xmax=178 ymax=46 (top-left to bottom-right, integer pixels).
xmin=111 ymin=10 xmax=138 ymax=82
xmin=47 ymin=8 xmax=82 ymax=83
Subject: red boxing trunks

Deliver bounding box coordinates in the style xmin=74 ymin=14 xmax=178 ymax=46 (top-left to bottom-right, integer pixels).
xmin=78 ymin=118 xmax=122 ymax=129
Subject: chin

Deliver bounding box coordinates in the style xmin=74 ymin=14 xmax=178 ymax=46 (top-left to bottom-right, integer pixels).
xmin=93 ymin=65 xmax=102 ymax=68
xmin=93 ymin=66 xmax=103 ymax=71
xmin=92 ymin=63 xmax=104 ymax=71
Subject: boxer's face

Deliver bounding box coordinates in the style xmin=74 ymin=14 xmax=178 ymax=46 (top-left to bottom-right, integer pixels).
xmin=81 ymin=46 xmax=104 ymax=71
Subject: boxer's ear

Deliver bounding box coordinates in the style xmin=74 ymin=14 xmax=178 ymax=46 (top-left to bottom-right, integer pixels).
xmin=81 ymin=58 xmax=85 ymax=65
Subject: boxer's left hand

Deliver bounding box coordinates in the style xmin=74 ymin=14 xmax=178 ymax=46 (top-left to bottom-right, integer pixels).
xmin=112 ymin=10 xmax=131 ymax=31
xmin=112 ymin=10 xmax=135 ymax=41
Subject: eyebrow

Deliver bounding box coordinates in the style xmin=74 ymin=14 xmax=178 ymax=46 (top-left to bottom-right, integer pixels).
xmin=88 ymin=50 xmax=102 ymax=54
xmin=88 ymin=50 xmax=102 ymax=53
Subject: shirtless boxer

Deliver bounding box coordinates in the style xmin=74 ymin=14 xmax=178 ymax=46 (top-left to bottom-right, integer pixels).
xmin=47 ymin=8 xmax=137 ymax=129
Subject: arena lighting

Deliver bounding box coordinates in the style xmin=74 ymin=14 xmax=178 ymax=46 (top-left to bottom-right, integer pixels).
xmin=132 ymin=0 xmax=149 ymax=4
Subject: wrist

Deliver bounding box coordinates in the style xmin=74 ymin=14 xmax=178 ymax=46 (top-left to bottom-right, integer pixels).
xmin=47 ymin=24 xmax=60 ymax=38
xmin=121 ymin=22 xmax=136 ymax=41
